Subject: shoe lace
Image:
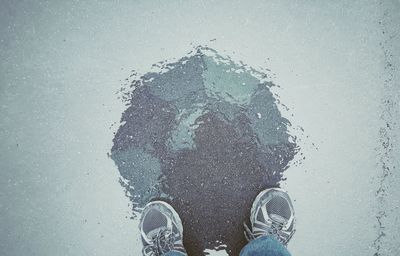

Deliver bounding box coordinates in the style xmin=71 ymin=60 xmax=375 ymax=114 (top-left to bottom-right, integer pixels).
xmin=243 ymin=218 xmax=295 ymax=246
xmin=142 ymin=228 xmax=177 ymax=256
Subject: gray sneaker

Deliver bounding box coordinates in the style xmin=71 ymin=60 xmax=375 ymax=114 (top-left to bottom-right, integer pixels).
xmin=139 ymin=201 xmax=187 ymax=256
xmin=244 ymin=188 xmax=296 ymax=245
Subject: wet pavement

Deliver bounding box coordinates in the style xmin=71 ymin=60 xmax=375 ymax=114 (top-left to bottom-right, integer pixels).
xmin=1 ymin=1 xmax=399 ymax=256
xmin=111 ymin=49 xmax=297 ymax=255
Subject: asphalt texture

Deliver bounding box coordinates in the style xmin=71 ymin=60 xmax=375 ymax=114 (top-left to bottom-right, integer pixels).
xmin=111 ymin=48 xmax=298 ymax=255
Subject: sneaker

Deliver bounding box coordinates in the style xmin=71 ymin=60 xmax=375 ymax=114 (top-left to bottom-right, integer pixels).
xmin=244 ymin=188 xmax=296 ymax=245
xmin=139 ymin=201 xmax=187 ymax=256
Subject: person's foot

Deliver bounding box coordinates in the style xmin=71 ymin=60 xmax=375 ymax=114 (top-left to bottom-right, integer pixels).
xmin=244 ymin=188 xmax=296 ymax=246
xmin=139 ymin=201 xmax=187 ymax=256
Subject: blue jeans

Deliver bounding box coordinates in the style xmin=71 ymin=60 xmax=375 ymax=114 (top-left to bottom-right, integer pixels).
xmin=164 ymin=236 xmax=291 ymax=256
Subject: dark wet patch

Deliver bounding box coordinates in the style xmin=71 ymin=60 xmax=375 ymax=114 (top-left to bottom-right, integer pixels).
xmin=110 ymin=47 xmax=298 ymax=255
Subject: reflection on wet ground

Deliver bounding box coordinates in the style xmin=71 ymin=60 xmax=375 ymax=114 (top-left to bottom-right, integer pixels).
xmin=111 ymin=47 xmax=298 ymax=255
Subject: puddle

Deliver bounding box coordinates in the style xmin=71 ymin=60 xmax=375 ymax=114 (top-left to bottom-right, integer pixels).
xmin=110 ymin=47 xmax=298 ymax=255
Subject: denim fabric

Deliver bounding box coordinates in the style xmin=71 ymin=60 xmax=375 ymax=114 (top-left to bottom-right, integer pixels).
xmin=239 ymin=236 xmax=291 ymax=256
xmin=163 ymin=236 xmax=290 ymax=256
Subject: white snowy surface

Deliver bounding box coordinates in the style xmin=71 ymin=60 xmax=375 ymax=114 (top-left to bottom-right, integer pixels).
xmin=1 ymin=1 xmax=399 ymax=255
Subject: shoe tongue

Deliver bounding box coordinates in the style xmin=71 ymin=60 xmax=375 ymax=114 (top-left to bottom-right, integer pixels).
xmin=148 ymin=228 xmax=164 ymax=239
xmin=270 ymin=214 xmax=287 ymax=225
xmin=148 ymin=228 xmax=182 ymax=243
xmin=148 ymin=228 xmax=184 ymax=252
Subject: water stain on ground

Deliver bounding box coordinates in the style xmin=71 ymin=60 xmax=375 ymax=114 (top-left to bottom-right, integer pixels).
xmin=110 ymin=47 xmax=298 ymax=255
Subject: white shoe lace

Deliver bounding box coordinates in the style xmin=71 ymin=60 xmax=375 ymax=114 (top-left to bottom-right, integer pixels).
xmin=143 ymin=228 xmax=184 ymax=256
xmin=243 ymin=217 xmax=295 ymax=246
